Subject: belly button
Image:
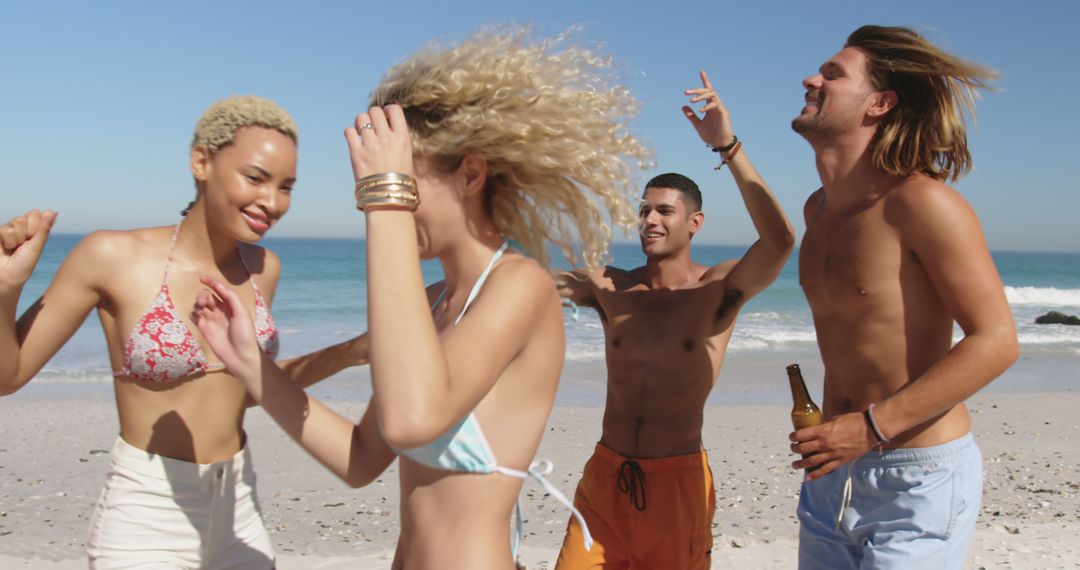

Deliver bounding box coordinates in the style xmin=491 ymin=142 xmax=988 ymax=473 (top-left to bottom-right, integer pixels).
xmin=858 ymin=287 xmax=868 ymax=296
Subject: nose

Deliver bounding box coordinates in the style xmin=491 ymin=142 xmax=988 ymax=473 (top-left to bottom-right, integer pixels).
xmin=255 ymin=185 xmax=288 ymax=218
xmin=803 ymin=73 xmax=822 ymax=90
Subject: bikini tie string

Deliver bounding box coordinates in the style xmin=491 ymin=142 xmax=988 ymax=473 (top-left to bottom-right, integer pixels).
xmin=617 ymin=459 xmax=647 ymax=512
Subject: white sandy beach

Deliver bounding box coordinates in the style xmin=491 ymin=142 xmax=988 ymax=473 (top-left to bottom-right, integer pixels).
xmin=2 ymin=372 xmax=1079 ymax=569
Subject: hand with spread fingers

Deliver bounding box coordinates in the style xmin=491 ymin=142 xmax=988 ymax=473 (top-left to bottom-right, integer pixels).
xmin=191 ymin=277 xmax=263 ymax=391
xmin=0 ymin=209 xmax=57 ymax=295
xmin=789 ymin=411 xmax=880 ymax=479
xmin=344 ymin=105 xmax=416 ymax=184
xmin=682 ymin=70 xmax=736 ymax=149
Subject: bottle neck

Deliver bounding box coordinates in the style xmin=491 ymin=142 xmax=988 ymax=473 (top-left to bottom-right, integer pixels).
xmin=788 ymin=372 xmax=815 ymax=406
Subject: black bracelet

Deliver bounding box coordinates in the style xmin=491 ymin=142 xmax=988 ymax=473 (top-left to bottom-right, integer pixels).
xmin=864 ymin=404 xmax=889 ymax=445
xmin=709 ymin=135 xmax=738 ymax=154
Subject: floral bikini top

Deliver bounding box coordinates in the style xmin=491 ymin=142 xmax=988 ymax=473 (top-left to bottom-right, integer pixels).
xmin=113 ymin=221 xmax=279 ymax=384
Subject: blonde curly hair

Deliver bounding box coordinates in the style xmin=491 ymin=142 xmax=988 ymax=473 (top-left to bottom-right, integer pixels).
xmin=371 ymin=27 xmax=651 ymax=268
xmin=191 ymin=95 xmax=298 ymax=154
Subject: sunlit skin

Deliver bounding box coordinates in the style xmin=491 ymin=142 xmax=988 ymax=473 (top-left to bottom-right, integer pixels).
xmin=192 ymin=105 xmax=566 ymax=570
xmin=0 ymin=127 xmax=368 ymax=464
xmin=559 ymin=71 xmax=795 ymax=459
xmin=788 ymin=46 xmax=1018 ymax=479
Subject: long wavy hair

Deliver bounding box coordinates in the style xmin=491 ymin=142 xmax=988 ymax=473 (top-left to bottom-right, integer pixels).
xmin=371 ymin=27 xmax=652 ymax=268
xmin=847 ymin=25 xmax=997 ymax=182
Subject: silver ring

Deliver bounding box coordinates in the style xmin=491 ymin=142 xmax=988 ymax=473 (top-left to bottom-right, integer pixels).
xmin=360 ymin=122 xmax=375 ymax=130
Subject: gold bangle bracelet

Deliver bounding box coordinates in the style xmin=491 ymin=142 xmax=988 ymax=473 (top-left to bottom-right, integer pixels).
xmin=355 ymin=179 xmax=417 ymax=194
xmin=357 ymin=195 xmax=418 ymax=207
xmin=358 ymin=194 xmax=418 ymax=205
xmin=355 ymin=186 xmax=417 ymax=200
xmin=354 ymin=187 xmax=419 ymax=205
xmin=354 ymin=172 xmax=417 ymax=191
xmin=355 ymin=186 xmax=417 ymax=203
xmin=357 ymin=196 xmax=420 ymax=211
xmin=356 ymin=171 xmax=415 ymax=185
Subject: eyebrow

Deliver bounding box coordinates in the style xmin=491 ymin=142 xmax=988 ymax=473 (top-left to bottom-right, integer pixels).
xmin=819 ymin=61 xmax=842 ymax=74
xmin=247 ymin=165 xmax=272 ymax=177
xmin=247 ymin=165 xmax=296 ymax=184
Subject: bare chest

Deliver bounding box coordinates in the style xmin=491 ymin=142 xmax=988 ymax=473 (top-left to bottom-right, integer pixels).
xmin=595 ymin=284 xmax=725 ymax=354
xmin=799 ymin=208 xmax=904 ymax=315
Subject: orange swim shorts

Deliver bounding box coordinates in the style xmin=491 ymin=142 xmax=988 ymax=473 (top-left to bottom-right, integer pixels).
xmin=556 ymin=443 xmax=716 ymax=569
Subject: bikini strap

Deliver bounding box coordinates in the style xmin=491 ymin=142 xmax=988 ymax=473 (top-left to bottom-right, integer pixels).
xmin=454 ymin=241 xmax=510 ymax=325
xmin=235 ymin=246 xmax=262 ymax=294
xmin=496 ymin=460 xmax=594 ymax=555
xmin=162 ymin=220 xmax=184 ymax=281
xmin=431 ymin=283 xmax=448 ymax=310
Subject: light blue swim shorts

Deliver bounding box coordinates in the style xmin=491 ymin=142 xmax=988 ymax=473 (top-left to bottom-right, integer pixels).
xmin=797 ymin=433 xmax=982 ymax=570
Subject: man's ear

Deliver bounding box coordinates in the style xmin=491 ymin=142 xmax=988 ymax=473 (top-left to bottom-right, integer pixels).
xmin=191 ymin=145 xmax=211 ymax=183
xmin=460 ymin=155 xmax=488 ymax=197
xmin=867 ymin=89 xmax=898 ymax=119
xmin=689 ymin=210 xmax=705 ymax=237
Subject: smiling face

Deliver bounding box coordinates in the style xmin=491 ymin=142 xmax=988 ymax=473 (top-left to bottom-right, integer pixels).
xmin=638 ymin=186 xmax=702 ymax=258
xmin=792 ymin=47 xmax=879 ymax=141
xmin=193 ymin=126 xmax=297 ymax=243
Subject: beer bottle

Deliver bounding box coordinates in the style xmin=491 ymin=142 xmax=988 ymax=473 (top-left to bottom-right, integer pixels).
xmin=786 ymin=363 xmax=822 ymax=429
xmin=787 ymin=363 xmax=823 ymax=472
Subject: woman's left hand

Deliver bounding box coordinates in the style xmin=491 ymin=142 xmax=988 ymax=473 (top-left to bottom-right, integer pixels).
xmin=344 ymin=105 xmax=416 ymax=182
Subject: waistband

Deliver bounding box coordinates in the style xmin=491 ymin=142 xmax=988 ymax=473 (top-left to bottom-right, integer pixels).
xmin=855 ymin=433 xmax=977 ymax=468
xmin=109 ymin=436 xmax=251 ymax=482
xmin=592 ymin=442 xmax=708 ymax=473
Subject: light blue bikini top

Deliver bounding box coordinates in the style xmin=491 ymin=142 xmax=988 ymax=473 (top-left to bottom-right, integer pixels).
xmin=391 ymin=241 xmax=592 ymax=558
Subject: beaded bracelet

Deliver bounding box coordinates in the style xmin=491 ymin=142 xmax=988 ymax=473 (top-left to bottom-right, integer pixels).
xmin=713 ymin=141 xmax=743 ymax=171
xmin=709 ymin=134 xmax=738 ymax=154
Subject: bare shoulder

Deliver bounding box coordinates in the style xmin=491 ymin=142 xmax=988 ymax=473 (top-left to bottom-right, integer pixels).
xmin=885 ymin=175 xmax=977 ymax=234
xmin=602 ymin=265 xmax=642 ymax=291
xmin=72 ymin=227 xmax=164 ymax=266
xmin=803 ymin=187 xmax=825 ymax=224
xmin=491 ymin=254 xmax=558 ymax=295
xmin=701 ymin=259 xmax=738 ymax=282
xmin=558 ymin=264 xmax=615 ymax=290
xmin=238 ymin=242 xmax=282 ymax=281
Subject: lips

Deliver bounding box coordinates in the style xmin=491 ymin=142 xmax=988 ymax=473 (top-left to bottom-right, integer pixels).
xmin=241 ymin=210 xmax=271 ymax=234
xmin=641 ymin=231 xmax=664 ymax=243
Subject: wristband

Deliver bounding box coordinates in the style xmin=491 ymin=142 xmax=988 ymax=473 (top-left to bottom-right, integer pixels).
xmin=864 ymin=403 xmax=890 ymax=445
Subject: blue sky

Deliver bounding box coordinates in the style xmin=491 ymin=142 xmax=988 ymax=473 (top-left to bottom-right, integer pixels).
xmin=3 ymin=0 xmax=1078 ymax=252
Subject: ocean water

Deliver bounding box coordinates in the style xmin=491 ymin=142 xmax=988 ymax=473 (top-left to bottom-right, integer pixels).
xmin=16 ymin=236 xmax=1080 ymax=396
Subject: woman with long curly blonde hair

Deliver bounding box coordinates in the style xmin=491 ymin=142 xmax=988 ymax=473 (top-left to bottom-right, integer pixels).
xmin=194 ymin=28 xmax=649 ymax=569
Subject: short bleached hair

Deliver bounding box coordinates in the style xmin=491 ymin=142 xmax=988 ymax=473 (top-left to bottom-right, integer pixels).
xmin=191 ymin=95 xmax=298 ymax=154
xmin=371 ymin=27 xmax=651 ymax=268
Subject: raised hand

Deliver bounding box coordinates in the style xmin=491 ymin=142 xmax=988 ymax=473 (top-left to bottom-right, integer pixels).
xmin=191 ymin=277 xmax=263 ymax=392
xmin=682 ymin=70 xmax=735 ymax=149
xmin=0 ymin=210 xmax=57 ymax=295
xmin=344 ymin=105 xmax=416 ymax=183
